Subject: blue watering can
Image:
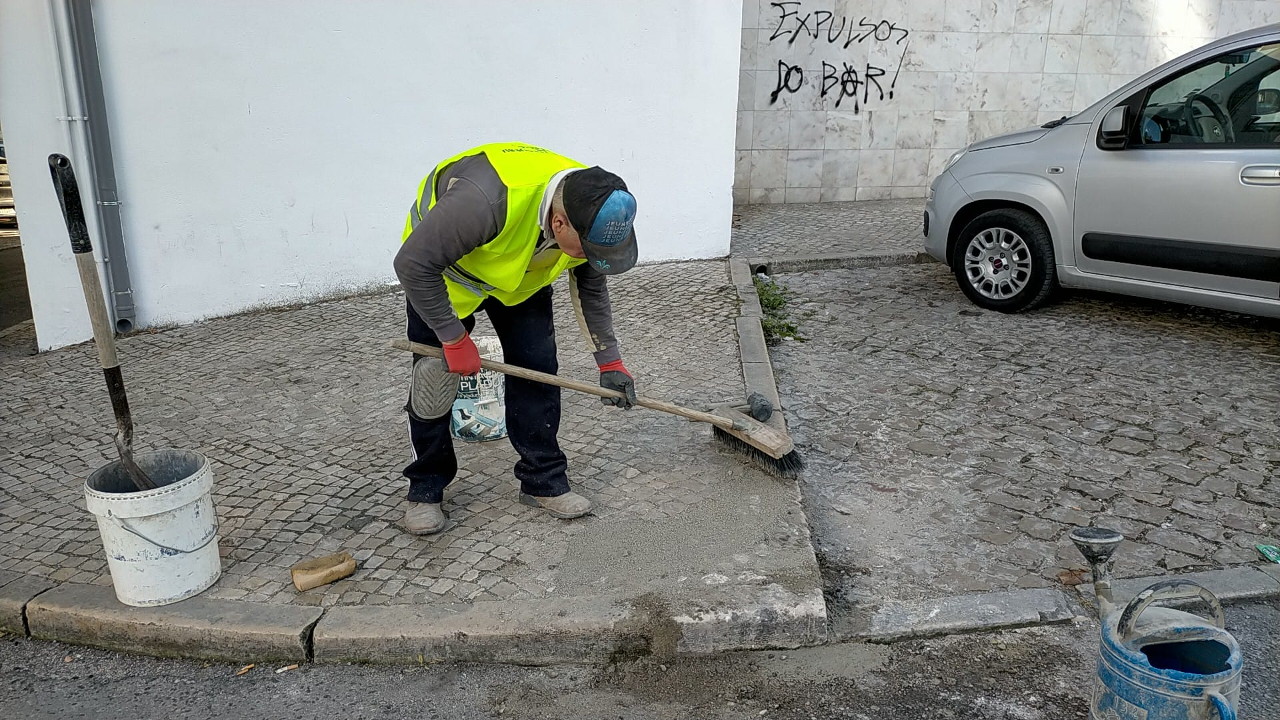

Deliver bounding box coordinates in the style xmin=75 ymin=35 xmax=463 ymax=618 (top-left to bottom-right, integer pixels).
xmin=1070 ymin=527 xmax=1243 ymax=720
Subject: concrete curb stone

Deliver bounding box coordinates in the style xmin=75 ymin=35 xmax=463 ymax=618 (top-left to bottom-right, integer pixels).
xmin=314 ymin=586 xmax=828 ymax=665
xmin=315 ymin=595 xmax=631 ymax=665
xmin=841 ymin=588 xmax=1078 ymax=643
xmin=1073 ymin=564 xmax=1280 ymax=611
xmin=1260 ymin=562 xmax=1280 ymax=584
xmin=27 ymin=583 xmax=322 ymax=663
xmin=728 ymin=258 xmax=787 ymax=431
xmin=729 ymin=259 xmax=763 ymax=318
xmin=673 ymin=585 xmax=827 ymax=654
xmin=745 ymin=251 xmax=936 ymax=275
xmin=0 ymin=573 xmax=56 ymax=635
xmin=735 ymin=317 xmax=771 ymax=365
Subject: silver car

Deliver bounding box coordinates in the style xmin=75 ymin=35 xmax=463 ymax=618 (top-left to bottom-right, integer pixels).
xmin=925 ymin=24 xmax=1280 ymax=316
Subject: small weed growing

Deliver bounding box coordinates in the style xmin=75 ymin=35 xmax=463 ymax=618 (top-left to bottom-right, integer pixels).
xmin=753 ymin=275 xmax=804 ymax=345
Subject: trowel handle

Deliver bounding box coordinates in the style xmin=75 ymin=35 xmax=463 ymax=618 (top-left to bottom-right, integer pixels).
xmin=1117 ymin=579 xmax=1225 ymax=641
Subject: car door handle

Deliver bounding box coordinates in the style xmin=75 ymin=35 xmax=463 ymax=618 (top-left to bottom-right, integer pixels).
xmin=1241 ymin=165 xmax=1280 ymax=185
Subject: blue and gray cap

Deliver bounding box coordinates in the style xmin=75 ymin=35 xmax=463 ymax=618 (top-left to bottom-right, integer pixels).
xmin=563 ymin=166 xmax=638 ymax=275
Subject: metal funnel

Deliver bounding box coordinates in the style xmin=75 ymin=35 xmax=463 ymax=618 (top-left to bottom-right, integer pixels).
xmin=1070 ymin=526 xmax=1124 ymax=616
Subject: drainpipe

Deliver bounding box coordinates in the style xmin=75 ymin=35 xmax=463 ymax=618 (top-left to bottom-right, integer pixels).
xmin=48 ymin=0 xmax=136 ymax=333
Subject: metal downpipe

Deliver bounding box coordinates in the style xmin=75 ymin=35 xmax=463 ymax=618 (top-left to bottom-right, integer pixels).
xmin=49 ymin=0 xmax=135 ymax=333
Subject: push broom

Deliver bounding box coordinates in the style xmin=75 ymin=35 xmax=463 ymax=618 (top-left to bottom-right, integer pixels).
xmin=390 ymin=339 xmax=804 ymax=478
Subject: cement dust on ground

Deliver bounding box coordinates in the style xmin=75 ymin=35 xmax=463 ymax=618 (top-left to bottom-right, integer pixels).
xmin=0 ymin=622 xmax=1098 ymax=720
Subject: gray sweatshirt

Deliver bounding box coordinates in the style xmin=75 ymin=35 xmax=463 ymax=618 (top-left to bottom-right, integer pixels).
xmin=393 ymin=154 xmax=622 ymax=365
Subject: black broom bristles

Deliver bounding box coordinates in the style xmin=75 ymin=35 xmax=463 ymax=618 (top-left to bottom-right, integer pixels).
xmin=711 ymin=426 xmax=805 ymax=479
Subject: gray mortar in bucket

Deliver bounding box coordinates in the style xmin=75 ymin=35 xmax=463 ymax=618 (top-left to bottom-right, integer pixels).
xmin=87 ymin=448 xmax=205 ymax=494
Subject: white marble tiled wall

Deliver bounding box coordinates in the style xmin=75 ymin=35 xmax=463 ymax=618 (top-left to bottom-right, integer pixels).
xmin=734 ymin=0 xmax=1280 ymax=203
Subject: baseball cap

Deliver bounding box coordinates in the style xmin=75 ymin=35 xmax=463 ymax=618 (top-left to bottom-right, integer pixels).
xmin=562 ymin=167 xmax=638 ymax=275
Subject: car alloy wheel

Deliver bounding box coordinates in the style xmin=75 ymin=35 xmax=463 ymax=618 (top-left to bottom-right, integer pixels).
xmin=951 ymin=208 xmax=1056 ymax=313
xmin=963 ymin=227 xmax=1032 ymax=301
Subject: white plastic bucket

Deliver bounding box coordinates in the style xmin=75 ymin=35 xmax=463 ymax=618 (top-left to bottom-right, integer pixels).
xmin=450 ymin=335 xmax=508 ymax=442
xmin=84 ymin=448 xmax=222 ymax=607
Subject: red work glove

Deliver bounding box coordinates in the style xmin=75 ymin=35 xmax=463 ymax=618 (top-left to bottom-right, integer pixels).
xmin=598 ymin=360 xmax=637 ymax=409
xmin=441 ymin=333 xmax=481 ymax=375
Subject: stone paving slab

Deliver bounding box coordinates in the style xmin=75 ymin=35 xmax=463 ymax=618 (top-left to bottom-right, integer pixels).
xmin=27 ymin=583 xmax=321 ymax=663
xmin=0 ymin=260 xmax=824 ymax=661
xmin=766 ymin=263 xmax=1280 ymax=614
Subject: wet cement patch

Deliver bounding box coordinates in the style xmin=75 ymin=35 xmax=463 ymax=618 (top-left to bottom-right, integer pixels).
xmin=552 ymin=468 xmax=813 ymax=598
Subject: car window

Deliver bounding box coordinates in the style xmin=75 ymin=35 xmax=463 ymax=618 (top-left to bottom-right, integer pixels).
xmin=1136 ymin=42 xmax=1280 ymax=147
xmin=1259 ymin=53 xmax=1280 ymax=121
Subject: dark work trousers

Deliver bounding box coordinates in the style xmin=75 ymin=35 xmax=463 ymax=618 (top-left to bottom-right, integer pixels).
xmin=403 ymin=286 xmax=570 ymax=504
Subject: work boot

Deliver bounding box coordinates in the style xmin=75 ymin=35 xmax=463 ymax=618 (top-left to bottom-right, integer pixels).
xmin=402 ymin=502 xmax=447 ymax=535
xmin=519 ymin=491 xmax=592 ymax=519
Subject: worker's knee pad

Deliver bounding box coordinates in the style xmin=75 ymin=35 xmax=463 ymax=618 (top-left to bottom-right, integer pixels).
xmin=409 ymin=357 xmax=458 ymax=420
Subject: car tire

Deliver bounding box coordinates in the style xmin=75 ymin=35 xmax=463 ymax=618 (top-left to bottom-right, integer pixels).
xmin=952 ymin=209 xmax=1056 ymax=313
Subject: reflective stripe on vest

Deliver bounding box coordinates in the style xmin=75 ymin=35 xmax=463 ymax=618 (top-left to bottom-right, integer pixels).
xmin=402 ymin=143 xmax=587 ymax=318
xmin=406 ymin=199 xmax=495 ymax=297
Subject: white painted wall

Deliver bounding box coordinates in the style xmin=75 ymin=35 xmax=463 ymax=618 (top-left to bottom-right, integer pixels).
xmin=0 ymin=2 xmax=110 ymax=349
xmin=0 ymin=1 xmax=742 ymax=349
xmin=735 ymin=0 xmax=1280 ymax=203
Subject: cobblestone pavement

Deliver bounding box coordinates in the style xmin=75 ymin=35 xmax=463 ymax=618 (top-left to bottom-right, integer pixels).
xmin=0 ymin=320 xmax=36 ymax=363
xmin=732 ymin=199 xmax=924 ymax=259
xmin=768 ymin=263 xmax=1280 ymax=609
xmin=0 ymin=261 xmax=818 ymax=608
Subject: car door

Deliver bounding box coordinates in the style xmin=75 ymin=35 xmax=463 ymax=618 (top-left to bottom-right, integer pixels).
xmin=1073 ymin=40 xmax=1280 ymax=300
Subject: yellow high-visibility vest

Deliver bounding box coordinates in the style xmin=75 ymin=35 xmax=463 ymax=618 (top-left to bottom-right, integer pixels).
xmin=403 ymin=142 xmax=587 ymax=318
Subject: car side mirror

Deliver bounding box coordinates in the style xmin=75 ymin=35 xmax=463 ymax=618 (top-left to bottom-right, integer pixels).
xmin=1257 ymin=88 xmax=1280 ymax=115
xmin=1098 ymin=106 xmax=1129 ymax=150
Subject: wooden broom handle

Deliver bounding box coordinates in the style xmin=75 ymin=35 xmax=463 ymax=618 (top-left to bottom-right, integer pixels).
xmin=389 ymin=339 xmax=741 ymax=431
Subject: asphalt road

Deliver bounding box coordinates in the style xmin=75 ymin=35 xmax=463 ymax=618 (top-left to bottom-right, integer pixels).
xmin=0 ymin=601 xmax=1274 ymax=720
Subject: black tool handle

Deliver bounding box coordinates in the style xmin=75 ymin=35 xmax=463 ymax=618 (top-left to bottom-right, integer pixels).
xmin=49 ymin=154 xmax=156 ymax=491
xmin=49 ymin=154 xmax=94 ymax=254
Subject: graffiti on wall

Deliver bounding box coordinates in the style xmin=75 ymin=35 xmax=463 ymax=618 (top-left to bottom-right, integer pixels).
xmin=766 ymin=1 xmax=910 ymax=113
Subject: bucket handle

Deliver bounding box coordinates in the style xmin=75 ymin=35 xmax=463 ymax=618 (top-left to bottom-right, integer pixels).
xmin=1209 ymin=691 xmax=1236 ymax=720
xmin=1117 ymin=579 xmax=1224 ymax=641
xmin=114 ymin=517 xmax=219 ymax=555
